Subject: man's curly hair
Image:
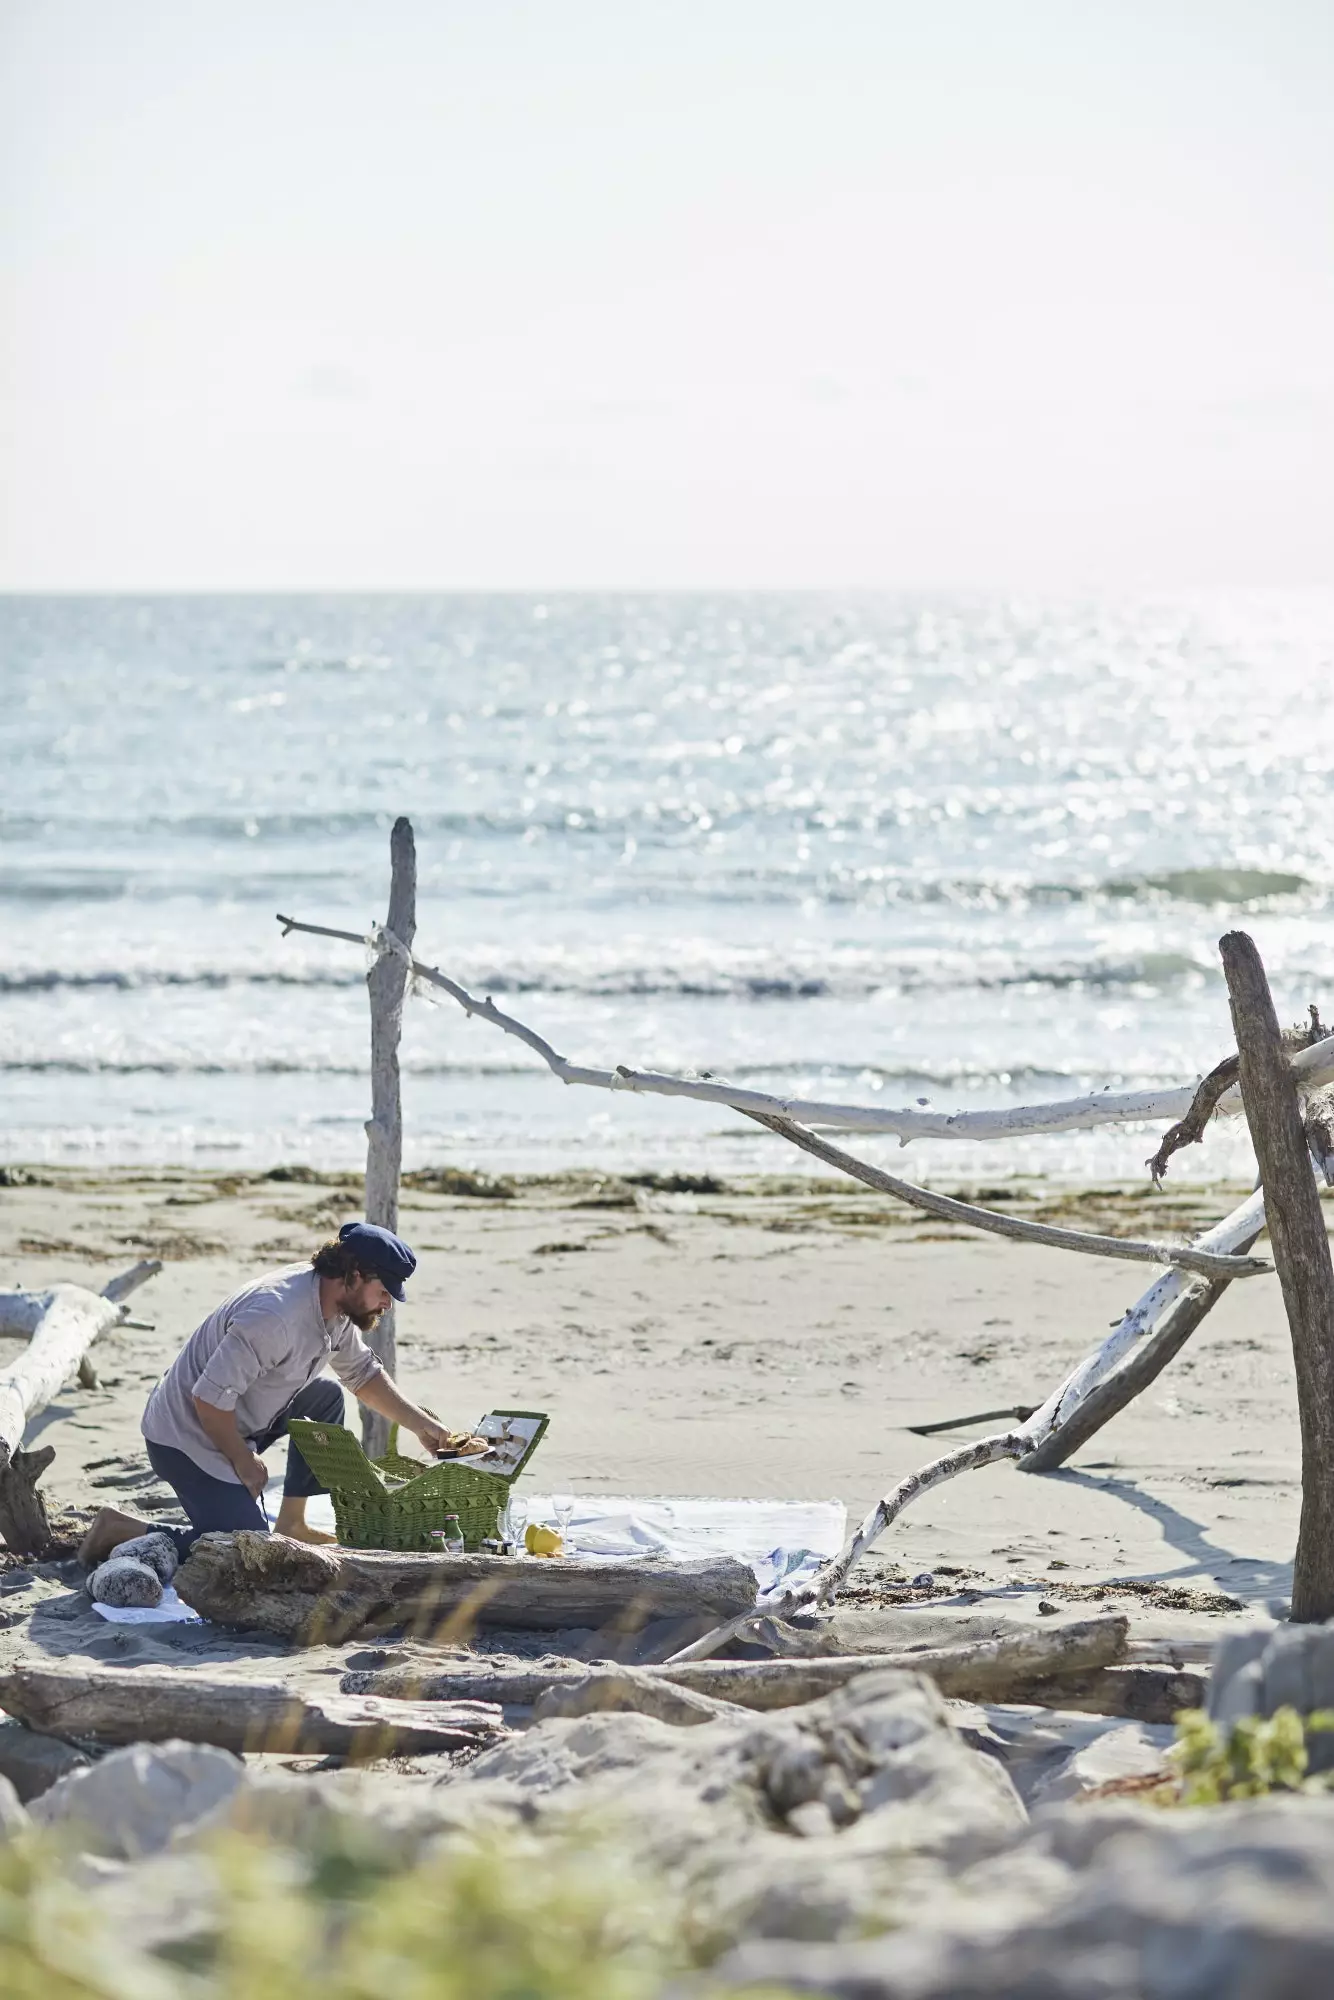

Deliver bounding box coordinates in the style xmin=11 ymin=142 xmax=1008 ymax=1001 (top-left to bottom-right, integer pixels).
xmin=310 ymin=1237 xmax=372 ymax=1283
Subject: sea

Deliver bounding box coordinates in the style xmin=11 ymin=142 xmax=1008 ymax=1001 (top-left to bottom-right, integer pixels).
xmin=3 ymin=591 xmax=1332 ymax=1185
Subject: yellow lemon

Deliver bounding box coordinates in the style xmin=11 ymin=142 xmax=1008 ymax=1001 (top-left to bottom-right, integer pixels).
xmin=525 ymin=1522 xmax=564 ymax=1557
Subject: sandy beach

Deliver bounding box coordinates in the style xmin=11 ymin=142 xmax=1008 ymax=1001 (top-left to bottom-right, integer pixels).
xmin=0 ymin=1163 xmax=1307 ymax=1617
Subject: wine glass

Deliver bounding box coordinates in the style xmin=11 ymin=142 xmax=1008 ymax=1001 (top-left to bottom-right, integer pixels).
xmin=502 ymin=1493 xmax=528 ymax=1552
xmin=552 ymin=1493 xmax=575 ymax=1549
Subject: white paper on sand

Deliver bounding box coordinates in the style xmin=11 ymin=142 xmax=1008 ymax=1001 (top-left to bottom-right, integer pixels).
xmin=91 ymin=1585 xmax=201 ymax=1625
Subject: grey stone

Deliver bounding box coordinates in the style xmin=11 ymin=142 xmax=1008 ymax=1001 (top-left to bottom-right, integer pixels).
xmin=89 ymin=1556 xmax=163 ymax=1609
xmin=0 ymin=1773 xmax=27 ymax=1841
xmin=106 ymin=1533 xmax=178 ymax=1585
xmin=453 ymin=1667 xmax=1025 ymax=1947
xmin=1208 ymin=1622 xmax=1334 ymax=1768
xmin=1209 ymin=1625 xmax=1276 ymax=1715
xmin=707 ymin=1796 xmax=1334 ymax=1998
xmin=29 ymin=1739 xmax=246 ymax=1858
xmin=953 ymin=1702 xmax=1173 ymax=1811
xmin=0 ymin=1719 xmax=91 ymax=1802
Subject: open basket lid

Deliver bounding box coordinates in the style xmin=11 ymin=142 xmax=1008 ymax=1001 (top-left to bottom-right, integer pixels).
xmin=444 ymin=1408 xmax=549 ymax=1481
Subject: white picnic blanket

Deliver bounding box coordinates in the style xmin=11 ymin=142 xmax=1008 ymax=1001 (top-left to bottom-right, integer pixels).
xmin=91 ymin=1489 xmax=847 ymax=1623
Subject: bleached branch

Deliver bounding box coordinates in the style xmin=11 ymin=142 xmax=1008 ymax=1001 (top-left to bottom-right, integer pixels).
xmin=739 ymin=1109 xmax=1268 ymax=1281
xmin=274 ymin=913 xmax=1334 ymax=1144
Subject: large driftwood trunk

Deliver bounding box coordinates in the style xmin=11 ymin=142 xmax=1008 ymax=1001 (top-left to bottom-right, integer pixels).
xmin=0 ymin=1662 xmax=505 ymax=1757
xmin=0 ymin=1261 xmax=161 ymax=1554
xmin=174 ymin=1531 xmax=759 ymax=1645
xmin=1222 ymin=931 xmax=1334 ymax=1623
xmin=362 ymin=815 xmax=417 ymax=1456
xmin=1020 ymin=1274 xmax=1235 ymax=1473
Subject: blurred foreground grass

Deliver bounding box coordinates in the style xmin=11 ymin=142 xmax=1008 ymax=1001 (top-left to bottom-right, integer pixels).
xmin=0 ymin=1816 xmax=780 ymax=2000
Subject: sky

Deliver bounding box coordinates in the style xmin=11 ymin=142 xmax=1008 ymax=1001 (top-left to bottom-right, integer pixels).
xmin=2 ymin=1 xmax=1331 ymax=591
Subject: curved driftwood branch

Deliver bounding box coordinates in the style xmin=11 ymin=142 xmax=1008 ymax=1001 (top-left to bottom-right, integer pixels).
xmin=0 ymin=1260 xmax=162 ymax=1553
xmin=275 ymin=912 xmax=1334 ymax=1145
xmin=738 ymin=1109 xmax=1268 ymax=1281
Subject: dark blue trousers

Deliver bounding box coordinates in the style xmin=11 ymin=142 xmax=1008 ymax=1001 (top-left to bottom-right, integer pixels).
xmin=146 ymin=1376 xmax=344 ymax=1557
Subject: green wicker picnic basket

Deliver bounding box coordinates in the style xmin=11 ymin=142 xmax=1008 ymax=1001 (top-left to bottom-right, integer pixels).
xmin=286 ymin=1408 xmax=549 ymax=1552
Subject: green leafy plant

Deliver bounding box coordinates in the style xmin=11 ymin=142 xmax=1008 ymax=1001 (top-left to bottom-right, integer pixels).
xmin=1170 ymin=1705 xmax=1334 ymax=1804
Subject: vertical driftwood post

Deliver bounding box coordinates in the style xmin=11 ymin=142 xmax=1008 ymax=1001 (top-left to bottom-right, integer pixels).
xmin=1221 ymin=930 xmax=1334 ymax=1622
xmin=362 ymin=816 xmax=416 ymax=1456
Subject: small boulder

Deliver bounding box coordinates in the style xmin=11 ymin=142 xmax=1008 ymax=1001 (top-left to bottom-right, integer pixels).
xmin=106 ymin=1533 xmax=178 ymax=1585
xmin=89 ymin=1557 xmax=163 ymax=1610
xmin=0 ymin=1773 xmax=27 ymax=1842
xmin=29 ymin=1740 xmax=246 ymax=1858
xmin=0 ymin=1720 xmax=91 ymax=1803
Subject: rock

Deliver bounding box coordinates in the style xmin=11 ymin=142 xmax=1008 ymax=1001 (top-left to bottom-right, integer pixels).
xmin=707 ymin=1796 xmax=1334 ymax=1997
xmin=1207 ymin=1620 xmax=1334 ymax=1768
xmin=105 ymin=1533 xmax=178 ymax=1585
xmin=952 ymin=1702 xmax=1174 ymax=1810
xmin=88 ymin=1556 xmax=163 ymax=1609
xmin=29 ymin=1739 xmax=246 ymax=1858
xmin=0 ymin=1719 xmax=91 ymax=1802
xmin=453 ymin=1667 xmax=1025 ymax=1947
xmin=0 ymin=1773 xmax=27 ymax=1841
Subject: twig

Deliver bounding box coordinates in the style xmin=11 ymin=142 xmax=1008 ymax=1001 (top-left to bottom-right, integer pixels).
xmin=1147 ymin=1053 xmax=1240 ymax=1185
xmin=906 ymin=1404 xmax=1037 ymax=1436
xmin=1149 ymin=1007 xmax=1329 ymax=1185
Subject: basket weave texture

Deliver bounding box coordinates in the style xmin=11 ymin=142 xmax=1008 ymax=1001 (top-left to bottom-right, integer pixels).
xmin=286 ymin=1408 xmax=549 ymax=1551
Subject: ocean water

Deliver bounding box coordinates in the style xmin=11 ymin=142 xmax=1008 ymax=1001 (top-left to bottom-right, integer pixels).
xmin=3 ymin=591 xmax=1333 ymax=1184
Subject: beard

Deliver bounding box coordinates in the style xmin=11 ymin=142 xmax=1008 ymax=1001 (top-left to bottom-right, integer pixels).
xmin=348 ymin=1305 xmax=384 ymax=1332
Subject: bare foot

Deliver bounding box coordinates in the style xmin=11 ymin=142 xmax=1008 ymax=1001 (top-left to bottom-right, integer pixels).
xmin=78 ymin=1505 xmax=156 ymax=1568
xmin=277 ymin=1521 xmax=337 ymax=1545
xmin=273 ymin=1499 xmax=337 ymax=1545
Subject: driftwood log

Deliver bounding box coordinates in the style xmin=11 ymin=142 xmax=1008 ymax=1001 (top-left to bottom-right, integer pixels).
xmin=534 ymin=1668 xmax=743 ymax=1727
xmin=362 ymin=814 xmax=416 ymax=1457
xmin=174 ymin=1531 xmax=760 ymax=1645
xmin=1223 ymin=931 xmax=1334 ymax=1623
xmin=0 ymin=1260 xmax=161 ymax=1554
xmin=0 ymin=1661 xmax=505 ymax=1757
xmin=1020 ymin=1202 xmax=1268 ymax=1472
xmin=1014 ymin=1664 xmax=1206 ymax=1726
xmin=342 ymin=1615 xmax=1129 ymax=1714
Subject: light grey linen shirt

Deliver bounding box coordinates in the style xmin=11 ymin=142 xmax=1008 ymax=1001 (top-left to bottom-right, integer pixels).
xmin=141 ymin=1265 xmax=383 ymax=1482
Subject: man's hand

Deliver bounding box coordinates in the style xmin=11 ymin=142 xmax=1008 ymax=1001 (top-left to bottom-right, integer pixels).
xmin=234 ymin=1450 xmax=269 ymax=1499
xmin=414 ymin=1416 xmax=488 ymax=1459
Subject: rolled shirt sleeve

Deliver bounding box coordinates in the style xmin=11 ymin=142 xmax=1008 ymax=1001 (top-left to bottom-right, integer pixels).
xmin=327 ymin=1321 xmax=384 ymax=1396
xmin=192 ymin=1311 xmax=284 ymax=1410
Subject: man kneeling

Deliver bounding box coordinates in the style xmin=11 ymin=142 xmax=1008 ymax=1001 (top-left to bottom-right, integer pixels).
xmin=80 ymin=1221 xmax=475 ymax=1566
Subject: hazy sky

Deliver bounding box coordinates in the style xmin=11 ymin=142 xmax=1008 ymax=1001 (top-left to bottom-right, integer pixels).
xmin=2 ymin=2 xmax=1331 ymax=590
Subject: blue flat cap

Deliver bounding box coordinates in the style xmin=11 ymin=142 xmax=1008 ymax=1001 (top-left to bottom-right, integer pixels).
xmin=338 ymin=1220 xmax=417 ymax=1301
